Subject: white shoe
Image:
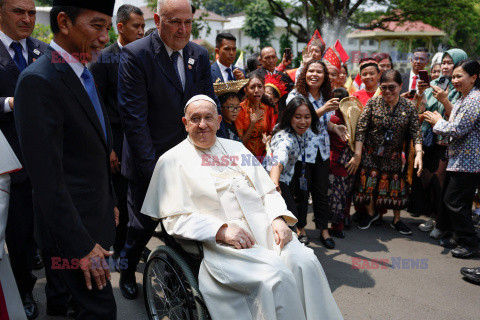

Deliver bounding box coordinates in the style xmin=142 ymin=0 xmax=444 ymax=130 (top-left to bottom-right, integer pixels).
xmin=429 ymin=226 xmax=447 ymax=239
xmin=418 ymin=219 xmax=434 ymax=232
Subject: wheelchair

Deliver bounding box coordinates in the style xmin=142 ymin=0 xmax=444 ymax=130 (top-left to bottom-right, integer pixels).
xmin=143 ymin=222 xmax=211 ymax=320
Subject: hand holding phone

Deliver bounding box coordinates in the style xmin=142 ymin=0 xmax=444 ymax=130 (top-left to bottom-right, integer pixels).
xmin=437 ymin=76 xmax=450 ymax=91
xmin=418 ymin=70 xmax=430 ymax=84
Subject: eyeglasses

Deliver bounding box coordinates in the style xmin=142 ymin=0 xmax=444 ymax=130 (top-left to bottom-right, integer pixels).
xmin=187 ymin=115 xmax=216 ymax=124
xmin=162 ymin=17 xmax=193 ymax=28
xmin=380 ymin=85 xmax=398 ymax=92
xmin=222 ymin=106 xmax=241 ymax=112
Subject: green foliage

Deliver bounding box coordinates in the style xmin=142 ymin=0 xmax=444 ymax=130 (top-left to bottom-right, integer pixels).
xmin=107 ymin=27 xmax=118 ymax=47
xmin=35 ymin=0 xmax=53 ymax=6
xmin=203 ymin=0 xmax=242 ymax=16
xmin=31 ymin=23 xmax=53 ymax=43
xmin=279 ymin=33 xmax=292 ymax=57
xmin=243 ymin=0 xmax=275 ymax=49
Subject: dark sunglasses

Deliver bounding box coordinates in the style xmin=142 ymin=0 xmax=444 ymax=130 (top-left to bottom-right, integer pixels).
xmin=380 ymin=85 xmax=398 ymax=92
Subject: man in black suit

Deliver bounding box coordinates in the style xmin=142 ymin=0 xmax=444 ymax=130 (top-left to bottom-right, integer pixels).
xmin=14 ymin=1 xmax=117 ymax=318
xmin=252 ymin=46 xmax=294 ymax=92
xmin=210 ymin=32 xmax=245 ymax=84
xmin=400 ymin=47 xmax=430 ymax=95
xmin=90 ymin=4 xmax=145 ymax=262
xmin=117 ymin=0 xmax=220 ymax=300
xmin=0 ymin=0 xmax=47 ymax=318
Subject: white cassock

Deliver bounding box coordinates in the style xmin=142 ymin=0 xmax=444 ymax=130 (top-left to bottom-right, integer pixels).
xmin=142 ymin=137 xmax=343 ymax=320
xmin=0 ymin=129 xmax=27 ymax=320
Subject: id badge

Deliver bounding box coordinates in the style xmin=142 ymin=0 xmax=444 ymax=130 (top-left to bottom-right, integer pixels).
xmin=377 ymin=146 xmax=385 ymax=157
xmin=299 ymin=176 xmax=308 ymax=191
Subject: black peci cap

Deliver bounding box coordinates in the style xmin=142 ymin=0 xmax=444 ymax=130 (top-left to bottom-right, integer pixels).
xmin=52 ymin=0 xmax=116 ymax=17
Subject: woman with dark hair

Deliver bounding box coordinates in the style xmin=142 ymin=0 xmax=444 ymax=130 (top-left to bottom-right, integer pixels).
xmin=375 ymin=53 xmax=394 ymax=74
xmin=411 ymin=48 xmax=468 ymax=236
xmin=286 ymin=60 xmax=347 ymax=247
xmin=348 ymin=69 xmax=423 ymax=234
xmin=338 ymin=64 xmax=349 ymax=88
xmin=353 ymin=58 xmax=381 ymax=106
xmin=269 ymin=96 xmax=319 ymax=226
xmin=424 ymin=59 xmax=480 ymax=258
xmin=236 ymin=74 xmax=274 ymax=157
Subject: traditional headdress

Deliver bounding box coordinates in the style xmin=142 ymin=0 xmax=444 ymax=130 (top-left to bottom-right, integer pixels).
xmin=264 ymin=74 xmax=288 ymax=98
xmin=53 ymin=0 xmax=115 ymax=16
xmin=308 ymin=30 xmax=326 ymax=49
xmin=323 ymin=47 xmax=342 ymax=72
xmin=213 ymin=79 xmax=249 ymax=97
xmin=359 ymin=57 xmax=378 ymax=71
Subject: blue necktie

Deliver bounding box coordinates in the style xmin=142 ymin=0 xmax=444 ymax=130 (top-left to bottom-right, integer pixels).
xmin=225 ymin=67 xmax=235 ymax=81
xmin=170 ymin=51 xmax=183 ymax=90
xmin=81 ymin=67 xmax=107 ymax=139
xmin=11 ymin=42 xmax=27 ymax=72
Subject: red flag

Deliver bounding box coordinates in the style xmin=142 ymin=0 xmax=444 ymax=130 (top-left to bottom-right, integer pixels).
xmin=353 ymin=73 xmax=363 ymax=89
xmin=322 ymin=47 xmax=341 ymax=71
xmin=308 ymin=29 xmax=325 ymax=48
xmin=334 ymin=40 xmax=349 ymax=63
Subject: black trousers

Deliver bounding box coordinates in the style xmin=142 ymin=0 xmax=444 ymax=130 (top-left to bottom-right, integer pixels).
xmin=279 ymin=181 xmax=297 ymax=217
xmin=437 ymin=171 xmax=480 ymax=249
xmin=292 ymin=150 xmax=330 ymax=229
xmin=5 ymin=178 xmax=36 ymax=297
xmin=120 ymin=180 xmax=158 ymax=274
xmin=42 ymin=251 xmax=116 ymax=319
xmin=112 ymin=172 xmax=129 ymax=254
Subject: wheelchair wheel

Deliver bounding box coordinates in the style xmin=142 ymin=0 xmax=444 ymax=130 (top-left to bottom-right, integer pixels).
xmin=143 ymin=245 xmax=209 ymax=320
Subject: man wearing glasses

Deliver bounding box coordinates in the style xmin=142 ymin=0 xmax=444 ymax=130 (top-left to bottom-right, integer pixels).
xmin=400 ymin=47 xmax=430 ymax=95
xmin=117 ymin=0 xmax=221 ymax=300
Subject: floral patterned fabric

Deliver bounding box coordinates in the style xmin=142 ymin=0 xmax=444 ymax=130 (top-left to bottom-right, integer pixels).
xmin=433 ymin=87 xmax=480 ymax=173
xmin=269 ymin=127 xmax=313 ymax=184
xmin=235 ymin=100 xmax=273 ymax=157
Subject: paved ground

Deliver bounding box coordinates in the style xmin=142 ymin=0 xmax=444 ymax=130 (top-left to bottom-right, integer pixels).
xmin=32 ymin=210 xmax=479 ymax=320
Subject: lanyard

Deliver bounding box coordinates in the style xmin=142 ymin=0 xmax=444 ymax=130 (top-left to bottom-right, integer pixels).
xmin=313 ymin=100 xmax=328 ymax=123
xmin=295 ymin=134 xmax=306 ymax=175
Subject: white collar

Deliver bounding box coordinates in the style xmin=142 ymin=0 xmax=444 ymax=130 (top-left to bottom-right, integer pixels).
xmin=50 ymin=40 xmax=85 ymax=79
xmin=117 ymin=40 xmax=123 ymax=49
xmin=217 ymin=60 xmax=232 ymax=71
xmin=0 ymin=30 xmax=28 ymax=54
xmin=410 ymin=70 xmax=418 ymax=79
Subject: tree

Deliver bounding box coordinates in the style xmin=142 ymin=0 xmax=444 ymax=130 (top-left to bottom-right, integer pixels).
xmin=35 ymin=0 xmax=53 ymax=6
xmin=243 ymin=0 xmax=275 ymax=49
xmin=31 ymin=23 xmax=53 ymax=43
xmin=203 ymin=0 xmax=242 ymax=16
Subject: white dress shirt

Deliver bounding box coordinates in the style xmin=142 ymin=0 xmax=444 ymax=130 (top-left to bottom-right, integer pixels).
xmin=161 ymin=39 xmax=185 ymax=89
xmin=216 ymin=60 xmax=234 ymax=82
xmin=408 ymin=70 xmax=419 ymax=91
xmin=50 ymin=40 xmax=87 ymax=89
xmin=0 ymin=31 xmax=29 ymax=113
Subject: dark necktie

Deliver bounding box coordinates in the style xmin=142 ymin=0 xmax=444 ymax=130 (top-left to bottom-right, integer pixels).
xmin=11 ymin=42 xmax=27 ymax=72
xmin=225 ymin=67 xmax=235 ymax=81
xmin=81 ymin=67 xmax=107 ymax=139
xmin=171 ymin=51 xmax=183 ymax=90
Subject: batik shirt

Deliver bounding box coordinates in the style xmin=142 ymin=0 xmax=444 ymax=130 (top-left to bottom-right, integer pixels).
xmin=433 ymin=87 xmax=480 ymax=173
xmin=286 ymin=90 xmax=332 ymax=163
xmin=269 ymin=127 xmax=312 ymax=184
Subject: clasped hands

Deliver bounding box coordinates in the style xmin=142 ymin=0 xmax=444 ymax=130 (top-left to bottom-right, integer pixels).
xmin=216 ymin=217 xmax=292 ymax=250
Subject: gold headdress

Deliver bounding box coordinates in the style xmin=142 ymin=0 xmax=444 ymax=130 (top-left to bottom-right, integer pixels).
xmin=213 ymin=79 xmax=249 ymax=97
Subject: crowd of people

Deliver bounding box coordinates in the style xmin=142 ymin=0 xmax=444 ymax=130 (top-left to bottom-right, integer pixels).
xmin=0 ymin=0 xmax=479 ymax=319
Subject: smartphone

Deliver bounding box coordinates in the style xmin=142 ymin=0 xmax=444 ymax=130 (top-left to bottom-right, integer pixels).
xmin=409 ymin=89 xmax=417 ymax=98
xmin=418 ymin=70 xmax=430 ymax=83
xmin=437 ymin=76 xmax=450 ymax=91
xmin=284 ymin=48 xmax=292 ymax=60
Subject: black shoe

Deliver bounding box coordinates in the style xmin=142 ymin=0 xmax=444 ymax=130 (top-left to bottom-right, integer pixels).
xmin=32 ymin=248 xmax=43 ymax=270
xmin=344 ymin=216 xmax=353 ymax=230
xmin=22 ymin=293 xmax=38 ymax=320
xmin=141 ymin=247 xmax=151 ymax=262
xmin=439 ymin=237 xmax=458 ymax=249
xmin=357 ymin=212 xmax=380 ymax=230
xmin=320 ymin=235 xmax=335 ymax=249
xmin=409 ymin=211 xmax=421 ymax=218
xmin=46 ymin=303 xmax=67 ymax=317
xmin=329 ymin=229 xmax=345 ymax=239
xmin=119 ymin=271 xmax=138 ymax=300
xmin=460 ymin=267 xmax=480 ymax=283
xmin=298 ymin=234 xmax=310 ymax=245
xmin=451 ymin=245 xmax=480 ymax=259
xmin=351 ymin=211 xmax=365 ymax=222
xmin=390 ymin=220 xmax=412 ymax=235
xmin=372 ymin=214 xmax=384 ymax=226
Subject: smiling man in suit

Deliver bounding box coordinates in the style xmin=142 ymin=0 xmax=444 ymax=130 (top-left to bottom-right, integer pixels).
xmin=90 ymin=4 xmax=145 ymax=264
xmin=117 ymin=0 xmax=220 ymax=300
xmin=14 ymin=1 xmax=117 ymax=318
xmin=0 ymin=0 xmax=47 ymax=318
xmin=211 ymin=32 xmax=245 ymax=84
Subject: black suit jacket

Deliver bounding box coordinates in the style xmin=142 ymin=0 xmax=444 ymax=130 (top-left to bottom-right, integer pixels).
xmin=401 ymin=72 xmax=411 ymax=94
xmin=118 ymin=31 xmax=222 ymax=183
xmin=14 ymin=47 xmax=115 ymax=259
xmin=0 ymin=37 xmax=47 ymax=183
xmin=210 ymin=60 xmax=246 ymax=83
xmin=90 ymin=42 xmax=124 ymax=156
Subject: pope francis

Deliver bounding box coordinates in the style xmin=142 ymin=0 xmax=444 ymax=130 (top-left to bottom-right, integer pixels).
xmin=141 ymin=95 xmax=343 ymax=320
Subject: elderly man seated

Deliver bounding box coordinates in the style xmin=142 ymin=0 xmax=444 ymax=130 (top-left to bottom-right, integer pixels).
xmin=141 ymin=95 xmax=343 ymax=320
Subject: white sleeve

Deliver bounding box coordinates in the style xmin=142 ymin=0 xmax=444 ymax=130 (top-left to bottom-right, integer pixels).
xmin=263 ymin=189 xmax=297 ymax=226
xmin=163 ymin=213 xmax=226 ymax=244
xmin=4 ymin=98 xmax=12 ymax=113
